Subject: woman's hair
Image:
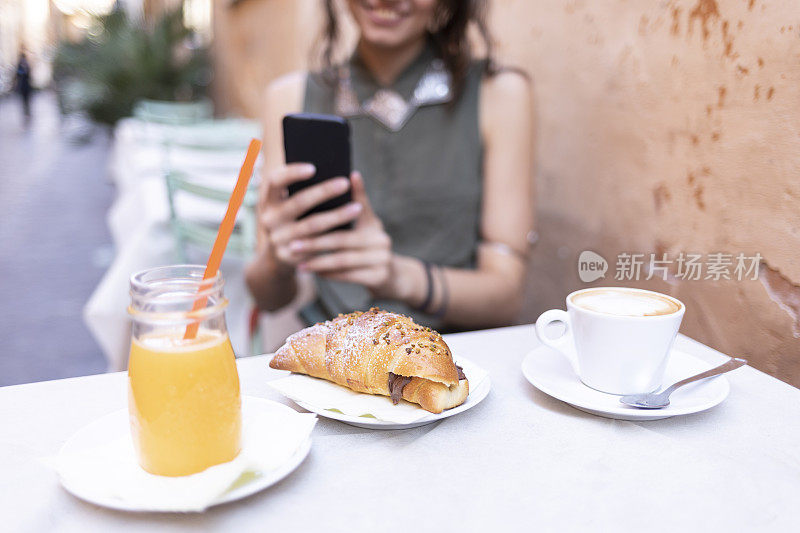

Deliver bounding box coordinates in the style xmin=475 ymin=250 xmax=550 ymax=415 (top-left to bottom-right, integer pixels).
xmin=319 ymin=0 xmax=498 ymax=98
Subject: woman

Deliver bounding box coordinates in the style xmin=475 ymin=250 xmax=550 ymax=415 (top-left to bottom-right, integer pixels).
xmin=246 ymin=0 xmax=534 ymax=331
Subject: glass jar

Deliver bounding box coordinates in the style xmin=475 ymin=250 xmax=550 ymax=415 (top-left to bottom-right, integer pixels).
xmin=127 ymin=265 xmax=241 ymax=477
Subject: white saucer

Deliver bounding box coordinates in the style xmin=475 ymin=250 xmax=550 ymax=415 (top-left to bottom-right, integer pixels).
xmin=521 ymin=346 xmax=730 ymax=421
xmin=57 ymin=397 xmax=312 ymax=512
xmin=289 ymin=359 xmax=491 ymax=430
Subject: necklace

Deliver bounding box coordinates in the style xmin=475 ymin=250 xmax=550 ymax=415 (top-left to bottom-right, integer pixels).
xmin=335 ymin=58 xmax=453 ymax=132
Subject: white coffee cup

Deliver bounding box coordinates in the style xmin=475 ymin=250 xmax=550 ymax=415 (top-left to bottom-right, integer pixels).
xmin=535 ymin=287 xmax=685 ymax=395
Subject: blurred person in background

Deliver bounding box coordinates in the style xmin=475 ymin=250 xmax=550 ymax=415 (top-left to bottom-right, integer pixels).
xmin=246 ymin=0 xmax=534 ymax=332
xmin=14 ymin=52 xmax=33 ymax=121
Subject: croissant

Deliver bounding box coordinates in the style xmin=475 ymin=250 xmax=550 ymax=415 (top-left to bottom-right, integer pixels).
xmin=269 ymin=308 xmax=469 ymax=413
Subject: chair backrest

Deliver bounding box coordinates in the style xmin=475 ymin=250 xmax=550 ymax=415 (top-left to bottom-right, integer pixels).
xmin=133 ymin=99 xmax=214 ymax=125
xmin=161 ymin=119 xmax=262 ymax=261
xmin=164 ymin=119 xmax=261 ymax=174
xmin=164 ymin=119 xmax=260 ymax=148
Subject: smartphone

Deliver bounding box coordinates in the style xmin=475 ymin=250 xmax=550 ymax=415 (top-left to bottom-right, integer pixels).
xmin=282 ymin=113 xmax=353 ymax=230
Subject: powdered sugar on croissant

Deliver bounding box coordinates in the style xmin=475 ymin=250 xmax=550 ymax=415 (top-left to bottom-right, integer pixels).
xmin=269 ymin=308 xmax=469 ymax=413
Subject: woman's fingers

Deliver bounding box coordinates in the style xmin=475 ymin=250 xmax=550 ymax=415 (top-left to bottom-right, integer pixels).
xmin=273 ymin=242 xmax=311 ymax=265
xmin=264 ymin=163 xmax=316 ymax=205
xmin=289 ymin=229 xmax=390 ymax=254
xmin=269 ymin=202 xmax=362 ymax=245
xmin=280 ymin=176 xmax=350 ymax=220
xmin=268 ymin=163 xmax=316 ymax=188
xmin=299 ymin=248 xmax=390 ymax=273
xmin=261 ymin=177 xmax=351 ymax=230
xmin=273 ymin=224 xmax=384 ymax=266
xmin=319 ymin=267 xmax=387 ymax=287
xmin=349 ymin=171 xmax=375 ymax=218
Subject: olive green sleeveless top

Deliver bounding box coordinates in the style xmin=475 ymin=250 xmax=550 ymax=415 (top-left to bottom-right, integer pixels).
xmin=301 ymin=45 xmax=484 ymax=329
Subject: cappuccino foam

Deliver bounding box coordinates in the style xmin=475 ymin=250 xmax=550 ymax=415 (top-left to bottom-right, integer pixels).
xmin=571 ymin=289 xmax=680 ymax=317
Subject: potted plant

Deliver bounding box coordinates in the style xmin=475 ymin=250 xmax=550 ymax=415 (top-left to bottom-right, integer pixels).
xmin=53 ymin=8 xmax=211 ymax=128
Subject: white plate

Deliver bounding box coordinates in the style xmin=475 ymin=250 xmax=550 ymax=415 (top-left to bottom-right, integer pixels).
xmin=289 ymin=359 xmax=491 ymax=429
xmin=521 ymin=346 xmax=730 ymax=421
xmin=57 ymin=397 xmax=312 ymax=511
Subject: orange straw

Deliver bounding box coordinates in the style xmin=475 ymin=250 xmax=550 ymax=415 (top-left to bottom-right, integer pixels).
xmin=184 ymin=138 xmax=262 ymax=340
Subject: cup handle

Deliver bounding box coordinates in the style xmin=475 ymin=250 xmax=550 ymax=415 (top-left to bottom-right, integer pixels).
xmin=535 ymin=309 xmax=579 ymax=373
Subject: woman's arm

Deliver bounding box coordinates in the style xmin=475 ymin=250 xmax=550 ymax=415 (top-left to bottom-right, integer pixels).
xmin=245 ymin=72 xmax=306 ymax=311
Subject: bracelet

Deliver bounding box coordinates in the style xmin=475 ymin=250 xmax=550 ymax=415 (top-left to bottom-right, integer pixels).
xmin=478 ymin=230 xmax=538 ymax=263
xmin=431 ymin=265 xmax=449 ymax=320
xmin=415 ymin=260 xmax=435 ymax=313
xmin=479 ymin=240 xmax=529 ymax=263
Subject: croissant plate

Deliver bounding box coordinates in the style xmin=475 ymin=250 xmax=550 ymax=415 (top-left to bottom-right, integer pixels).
xmin=269 ymin=308 xmax=469 ymax=413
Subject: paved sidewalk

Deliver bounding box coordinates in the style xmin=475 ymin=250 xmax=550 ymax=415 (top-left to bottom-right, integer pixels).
xmin=0 ymin=92 xmax=113 ymax=386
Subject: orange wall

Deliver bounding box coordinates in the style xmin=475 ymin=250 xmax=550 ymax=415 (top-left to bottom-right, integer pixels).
xmin=499 ymin=0 xmax=800 ymax=386
xmin=212 ymin=0 xmax=319 ymax=118
xmin=212 ymin=0 xmax=800 ymax=386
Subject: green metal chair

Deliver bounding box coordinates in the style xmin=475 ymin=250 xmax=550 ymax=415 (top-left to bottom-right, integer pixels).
xmin=164 ymin=169 xmax=259 ymax=262
xmin=161 ymin=119 xmax=261 ymax=263
xmin=133 ymin=99 xmax=214 ymax=125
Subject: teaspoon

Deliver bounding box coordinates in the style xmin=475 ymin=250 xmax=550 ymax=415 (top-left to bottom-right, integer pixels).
xmin=620 ymin=357 xmax=747 ymax=409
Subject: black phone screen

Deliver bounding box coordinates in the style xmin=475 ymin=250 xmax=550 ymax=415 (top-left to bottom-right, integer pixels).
xmin=282 ymin=113 xmax=353 ymax=229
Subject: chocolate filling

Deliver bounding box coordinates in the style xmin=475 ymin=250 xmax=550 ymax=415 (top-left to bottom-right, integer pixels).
xmin=387 ymin=373 xmax=412 ymax=404
xmin=387 ymin=365 xmax=466 ymax=405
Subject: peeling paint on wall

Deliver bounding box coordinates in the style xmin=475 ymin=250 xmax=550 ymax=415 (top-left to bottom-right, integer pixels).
xmin=717 ymin=86 xmax=726 ymax=107
xmin=653 ymin=183 xmax=672 ymax=212
xmin=688 ymin=0 xmax=720 ymax=40
xmin=760 ymin=263 xmax=800 ymax=338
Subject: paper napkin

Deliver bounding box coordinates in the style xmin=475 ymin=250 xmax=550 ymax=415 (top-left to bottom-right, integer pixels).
xmin=51 ymin=398 xmax=316 ymax=512
xmin=267 ymin=359 xmax=487 ymax=424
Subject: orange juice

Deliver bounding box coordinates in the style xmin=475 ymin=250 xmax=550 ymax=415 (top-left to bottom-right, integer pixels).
xmin=128 ymin=329 xmax=241 ymax=476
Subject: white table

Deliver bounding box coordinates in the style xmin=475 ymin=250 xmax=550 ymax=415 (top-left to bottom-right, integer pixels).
xmin=1 ymin=326 xmax=798 ymax=532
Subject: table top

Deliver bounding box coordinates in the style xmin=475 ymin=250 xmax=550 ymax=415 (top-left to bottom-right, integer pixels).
xmin=2 ymin=325 xmax=799 ymax=532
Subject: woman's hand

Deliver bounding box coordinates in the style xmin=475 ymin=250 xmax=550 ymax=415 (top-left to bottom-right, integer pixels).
xmin=258 ymin=163 xmax=364 ymax=267
xmin=290 ymin=172 xmax=395 ymax=293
